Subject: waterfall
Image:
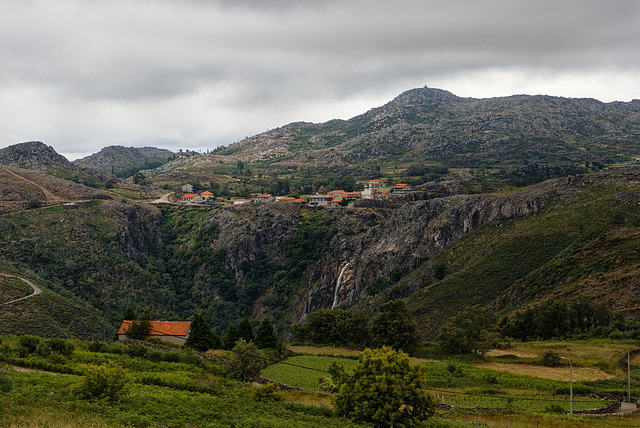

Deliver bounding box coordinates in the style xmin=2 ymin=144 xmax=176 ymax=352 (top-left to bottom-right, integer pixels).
xmin=331 ymin=262 xmax=350 ymax=309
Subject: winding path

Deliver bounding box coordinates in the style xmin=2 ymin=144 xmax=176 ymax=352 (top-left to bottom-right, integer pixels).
xmin=0 ymin=273 xmax=42 ymax=306
xmin=0 ymin=165 xmax=63 ymax=201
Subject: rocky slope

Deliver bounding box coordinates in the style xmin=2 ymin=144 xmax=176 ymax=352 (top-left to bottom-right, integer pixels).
xmin=195 ymin=87 xmax=640 ymax=170
xmin=0 ymin=141 xmax=80 ymax=173
xmin=0 ymin=165 xmax=110 ymax=203
xmin=74 ymin=145 xmax=175 ymax=176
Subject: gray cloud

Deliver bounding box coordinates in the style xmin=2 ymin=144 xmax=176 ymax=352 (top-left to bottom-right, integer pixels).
xmin=1 ymin=0 xmax=640 ymax=159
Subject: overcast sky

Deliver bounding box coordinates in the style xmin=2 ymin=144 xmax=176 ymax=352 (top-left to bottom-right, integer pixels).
xmin=2 ymin=0 xmax=640 ymax=160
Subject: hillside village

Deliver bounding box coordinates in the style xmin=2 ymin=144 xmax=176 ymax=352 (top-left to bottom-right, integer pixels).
xmin=179 ymin=178 xmax=414 ymax=207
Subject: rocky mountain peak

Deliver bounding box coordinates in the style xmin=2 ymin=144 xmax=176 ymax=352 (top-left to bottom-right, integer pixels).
xmin=0 ymin=141 xmax=76 ymax=171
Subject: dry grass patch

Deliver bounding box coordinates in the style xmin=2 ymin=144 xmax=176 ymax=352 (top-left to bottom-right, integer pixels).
xmin=475 ymin=362 xmax=615 ymax=382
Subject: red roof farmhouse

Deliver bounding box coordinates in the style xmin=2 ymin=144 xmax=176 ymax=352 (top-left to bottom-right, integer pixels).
xmin=117 ymin=320 xmax=192 ymax=345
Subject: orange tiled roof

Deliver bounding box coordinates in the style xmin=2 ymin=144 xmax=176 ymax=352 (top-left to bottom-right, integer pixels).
xmin=392 ymin=183 xmax=409 ymax=188
xmin=201 ymin=191 xmax=213 ymax=196
xmin=117 ymin=320 xmax=191 ymax=336
xmin=182 ymin=193 xmax=198 ymax=198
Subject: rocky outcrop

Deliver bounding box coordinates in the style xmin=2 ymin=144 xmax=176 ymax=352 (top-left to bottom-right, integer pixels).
xmin=74 ymin=145 xmax=175 ymax=175
xmin=193 ymin=87 xmax=640 ymax=169
xmin=0 ymin=141 xmax=78 ymax=172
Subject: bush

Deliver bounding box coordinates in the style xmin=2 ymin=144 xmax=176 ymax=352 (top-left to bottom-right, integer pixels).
xmin=47 ymin=338 xmax=74 ymax=357
xmin=76 ymin=363 xmax=128 ymax=402
xmin=16 ymin=345 xmax=30 ymax=358
xmin=252 ymin=383 xmax=283 ymax=402
xmin=124 ymin=344 xmax=148 ymax=358
xmin=0 ymin=366 xmax=13 ymax=393
xmin=87 ymin=341 xmax=108 ymax=353
xmin=18 ymin=335 xmax=40 ymax=355
xmin=229 ymin=339 xmax=266 ymax=382
xmin=541 ymin=351 xmax=561 ymax=367
xmin=35 ymin=342 xmax=52 ymax=358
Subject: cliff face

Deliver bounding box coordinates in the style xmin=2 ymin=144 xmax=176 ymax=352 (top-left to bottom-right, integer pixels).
xmin=190 ymin=180 xmax=551 ymax=323
xmin=292 ymin=188 xmax=550 ymax=320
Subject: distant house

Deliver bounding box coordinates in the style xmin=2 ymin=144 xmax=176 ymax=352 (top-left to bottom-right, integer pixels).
xmin=200 ymin=191 xmax=214 ymax=200
xmin=233 ymin=199 xmax=250 ymax=205
xmin=181 ymin=193 xmax=198 ymax=202
xmin=181 ymin=184 xmax=194 ymax=193
xmin=367 ymin=179 xmax=386 ymax=188
xmin=307 ymin=194 xmax=333 ymax=207
xmin=117 ymin=320 xmax=191 ymax=345
xmin=276 ymin=196 xmax=295 ymax=202
xmin=392 ymin=183 xmax=413 ymax=194
xmin=255 ymin=194 xmax=273 ymax=202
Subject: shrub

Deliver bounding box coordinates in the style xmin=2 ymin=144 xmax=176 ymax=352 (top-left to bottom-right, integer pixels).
xmin=87 ymin=341 xmax=108 ymax=353
xmin=76 ymin=363 xmax=128 ymax=402
xmin=35 ymin=342 xmax=52 ymax=358
xmin=16 ymin=345 xmax=30 ymax=358
xmin=124 ymin=344 xmax=148 ymax=358
xmin=541 ymin=351 xmax=561 ymax=367
xmin=18 ymin=335 xmax=40 ymax=354
xmin=47 ymin=338 xmax=74 ymax=357
xmin=252 ymin=383 xmax=284 ymax=402
xmin=179 ymin=350 xmax=202 ymax=365
xmin=545 ymin=404 xmax=565 ymax=413
xmin=0 ymin=366 xmax=13 ymax=393
xmin=229 ymin=339 xmax=266 ymax=382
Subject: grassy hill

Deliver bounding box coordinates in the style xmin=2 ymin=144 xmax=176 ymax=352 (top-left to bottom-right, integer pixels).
xmin=398 ymin=166 xmax=640 ymax=336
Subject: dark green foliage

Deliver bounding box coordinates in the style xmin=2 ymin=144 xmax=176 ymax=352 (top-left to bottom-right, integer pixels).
xmin=501 ymin=299 xmax=618 ymax=341
xmin=254 ymin=318 xmax=278 ymax=349
xmin=123 ymin=307 xmax=136 ymax=321
xmin=437 ymin=305 xmax=497 ymax=355
xmin=0 ymin=366 xmax=13 ymax=393
xmin=229 ymin=339 xmax=266 ymax=381
xmin=25 ymin=198 xmax=42 ymax=209
xmin=370 ymin=301 xmax=421 ymax=355
xmin=293 ymin=309 xmax=370 ymax=348
xmin=251 ymin=383 xmax=283 ymax=402
xmin=185 ymin=313 xmax=220 ymax=352
xmin=223 ymin=324 xmax=240 ymax=350
xmin=124 ymin=344 xmax=148 ymax=358
xmin=330 ymin=346 xmax=435 ymax=427
xmin=76 ymin=362 xmax=128 ymax=402
xmin=541 ymin=351 xmax=561 ymax=367
xmin=125 ymin=311 xmax=152 ymax=340
xmin=405 ymin=164 xmax=449 ymax=177
xmin=434 ymin=262 xmax=447 ymax=280
xmin=18 ymin=335 xmax=40 ymax=354
xmin=237 ymin=318 xmax=255 ymax=343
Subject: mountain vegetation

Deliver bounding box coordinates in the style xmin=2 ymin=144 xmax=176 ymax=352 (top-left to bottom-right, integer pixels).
xmin=1 ymin=86 xmax=640 ymax=346
xmin=73 ymin=145 xmax=176 ymax=178
xmin=3 ymin=86 xmax=640 ymax=426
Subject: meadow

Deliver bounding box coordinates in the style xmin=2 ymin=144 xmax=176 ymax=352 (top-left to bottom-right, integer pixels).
xmin=3 ymin=336 xmax=640 ymax=427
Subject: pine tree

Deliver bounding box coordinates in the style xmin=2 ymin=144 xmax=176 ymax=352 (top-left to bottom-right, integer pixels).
xmin=254 ymin=318 xmax=278 ymax=349
xmin=185 ymin=313 xmax=220 ymax=352
xmin=123 ymin=307 xmax=136 ymax=321
xmin=125 ymin=311 xmax=151 ymax=340
xmin=237 ymin=318 xmax=254 ymax=343
xmin=223 ymin=324 xmax=240 ymax=350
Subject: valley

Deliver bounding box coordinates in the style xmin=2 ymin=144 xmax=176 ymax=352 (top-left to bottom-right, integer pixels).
xmin=2 ymin=86 xmax=640 ymax=425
